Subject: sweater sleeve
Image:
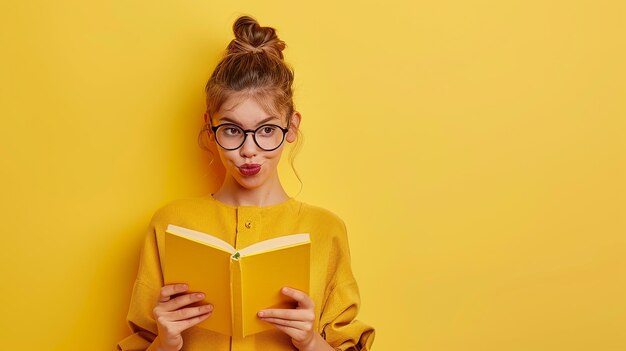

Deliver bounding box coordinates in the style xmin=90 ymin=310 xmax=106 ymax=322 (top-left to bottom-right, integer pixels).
xmin=117 ymin=219 xmax=164 ymax=351
xmin=319 ymin=220 xmax=375 ymax=351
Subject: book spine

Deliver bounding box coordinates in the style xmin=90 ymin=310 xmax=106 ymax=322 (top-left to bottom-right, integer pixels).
xmin=230 ymin=258 xmax=244 ymax=338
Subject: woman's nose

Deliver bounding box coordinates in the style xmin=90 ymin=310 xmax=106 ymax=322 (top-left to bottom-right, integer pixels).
xmin=239 ymin=133 xmax=258 ymax=157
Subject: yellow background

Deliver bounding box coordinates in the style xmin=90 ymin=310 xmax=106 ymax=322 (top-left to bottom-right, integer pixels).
xmin=1 ymin=1 xmax=624 ymax=350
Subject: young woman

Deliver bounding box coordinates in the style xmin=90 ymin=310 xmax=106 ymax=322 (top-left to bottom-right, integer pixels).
xmin=118 ymin=15 xmax=375 ymax=351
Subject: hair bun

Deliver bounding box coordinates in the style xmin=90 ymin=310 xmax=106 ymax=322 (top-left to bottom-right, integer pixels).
xmin=228 ymin=15 xmax=286 ymax=59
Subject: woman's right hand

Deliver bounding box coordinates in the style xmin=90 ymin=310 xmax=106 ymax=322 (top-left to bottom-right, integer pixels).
xmin=152 ymin=283 xmax=213 ymax=351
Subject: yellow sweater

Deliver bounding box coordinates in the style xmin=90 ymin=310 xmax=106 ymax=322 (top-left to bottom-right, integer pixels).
xmin=117 ymin=195 xmax=375 ymax=351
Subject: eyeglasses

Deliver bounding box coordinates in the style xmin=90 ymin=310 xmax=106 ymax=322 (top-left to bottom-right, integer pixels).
xmin=210 ymin=123 xmax=289 ymax=151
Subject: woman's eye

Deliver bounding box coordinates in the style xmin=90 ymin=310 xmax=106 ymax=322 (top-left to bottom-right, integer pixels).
xmin=259 ymin=126 xmax=276 ymax=136
xmin=225 ymin=127 xmax=241 ymax=135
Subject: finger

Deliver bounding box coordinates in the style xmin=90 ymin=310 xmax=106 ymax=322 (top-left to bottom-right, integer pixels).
xmin=281 ymin=287 xmax=314 ymax=309
xmin=168 ymin=303 xmax=214 ymax=321
xmin=159 ymin=284 xmax=188 ymax=303
xmin=264 ymin=322 xmax=305 ymax=340
xmin=161 ymin=292 xmax=208 ymax=312
xmin=168 ymin=311 xmax=212 ymax=334
xmin=258 ymin=308 xmax=313 ymax=322
xmin=259 ymin=316 xmax=308 ymax=330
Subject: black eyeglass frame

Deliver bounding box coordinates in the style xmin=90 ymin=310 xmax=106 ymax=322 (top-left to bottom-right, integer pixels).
xmin=210 ymin=123 xmax=290 ymax=151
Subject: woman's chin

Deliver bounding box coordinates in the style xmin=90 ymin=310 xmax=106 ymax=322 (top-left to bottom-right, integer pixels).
xmin=232 ymin=174 xmax=265 ymax=190
xmin=224 ymin=165 xmax=277 ymax=191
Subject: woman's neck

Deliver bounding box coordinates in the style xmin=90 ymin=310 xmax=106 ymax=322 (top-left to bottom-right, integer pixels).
xmin=212 ymin=175 xmax=290 ymax=207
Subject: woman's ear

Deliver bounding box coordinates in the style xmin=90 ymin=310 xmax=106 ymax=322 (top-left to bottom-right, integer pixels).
xmin=286 ymin=111 xmax=301 ymax=143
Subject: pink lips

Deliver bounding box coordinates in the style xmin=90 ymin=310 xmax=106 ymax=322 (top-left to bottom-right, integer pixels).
xmin=238 ymin=163 xmax=261 ymax=176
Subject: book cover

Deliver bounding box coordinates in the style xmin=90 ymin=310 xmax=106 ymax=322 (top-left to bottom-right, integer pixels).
xmin=163 ymin=224 xmax=311 ymax=338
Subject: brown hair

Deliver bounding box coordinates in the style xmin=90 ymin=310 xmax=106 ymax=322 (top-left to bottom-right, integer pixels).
xmin=198 ymin=15 xmax=302 ymax=187
xmin=203 ymin=15 xmax=296 ymax=121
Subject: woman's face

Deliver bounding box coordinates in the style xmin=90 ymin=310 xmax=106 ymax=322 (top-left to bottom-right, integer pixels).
xmin=206 ymin=94 xmax=299 ymax=192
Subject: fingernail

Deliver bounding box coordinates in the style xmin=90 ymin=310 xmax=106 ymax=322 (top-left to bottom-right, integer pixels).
xmin=180 ymin=284 xmax=188 ymax=290
xmin=196 ymin=293 xmax=205 ymax=299
xmin=258 ymin=311 xmax=264 ymax=317
xmin=282 ymin=287 xmax=289 ymax=293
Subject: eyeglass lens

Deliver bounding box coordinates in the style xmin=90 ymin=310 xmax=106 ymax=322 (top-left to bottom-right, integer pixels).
xmin=215 ymin=124 xmax=285 ymax=151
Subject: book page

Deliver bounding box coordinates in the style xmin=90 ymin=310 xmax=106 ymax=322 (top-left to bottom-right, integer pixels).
xmin=237 ymin=233 xmax=310 ymax=257
xmin=166 ymin=224 xmax=235 ymax=254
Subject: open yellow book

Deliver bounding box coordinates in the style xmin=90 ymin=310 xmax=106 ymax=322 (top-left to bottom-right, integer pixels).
xmin=163 ymin=224 xmax=311 ymax=338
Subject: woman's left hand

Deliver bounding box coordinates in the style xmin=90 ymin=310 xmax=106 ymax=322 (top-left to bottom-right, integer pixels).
xmin=258 ymin=287 xmax=331 ymax=351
